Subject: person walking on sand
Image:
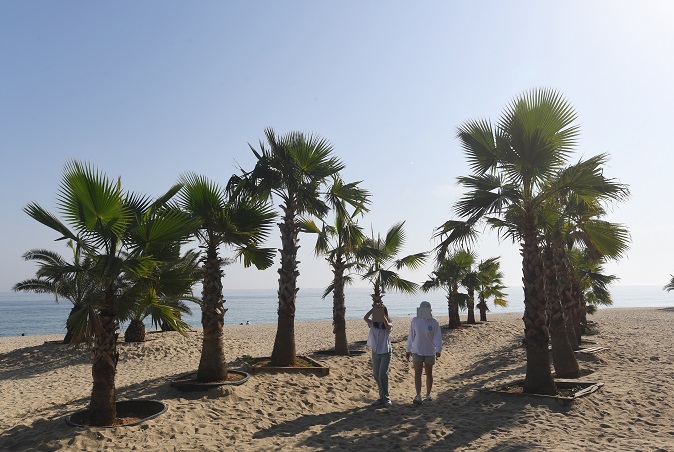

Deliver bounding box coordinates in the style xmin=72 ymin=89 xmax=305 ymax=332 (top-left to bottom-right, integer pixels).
xmin=364 ymin=300 xmax=393 ymax=407
xmin=405 ymin=301 xmax=442 ymax=405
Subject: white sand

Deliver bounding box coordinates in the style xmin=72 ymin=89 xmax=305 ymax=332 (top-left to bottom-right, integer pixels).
xmin=1 ymin=308 xmax=674 ymax=451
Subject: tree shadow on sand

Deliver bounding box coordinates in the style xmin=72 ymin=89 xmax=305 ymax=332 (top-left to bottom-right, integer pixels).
xmin=0 ymin=369 xmax=186 ymax=450
xmin=0 ymin=343 xmax=89 ymax=381
xmin=252 ymin=336 xmax=576 ymax=450
xmin=251 ymin=391 xmax=564 ymax=450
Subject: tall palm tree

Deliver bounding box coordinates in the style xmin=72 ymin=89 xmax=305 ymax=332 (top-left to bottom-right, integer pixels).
xmin=229 ymin=128 xmax=368 ymax=366
xmin=23 ymin=161 xmax=195 ymax=425
xmin=302 ymin=177 xmax=370 ymax=355
xmin=475 ymin=257 xmax=507 ymax=322
xmin=548 ymin=154 xmax=629 ymax=348
xmin=13 ymin=242 xmax=99 ymax=343
xmin=451 ymin=90 xmax=629 ymax=394
xmin=451 ymin=88 xmax=583 ymax=395
xmin=360 ymin=222 xmax=427 ymax=312
xmin=177 ymin=173 xmax=276 ymax=381
xmin=422 ymin=249 xmax=473 ymax=328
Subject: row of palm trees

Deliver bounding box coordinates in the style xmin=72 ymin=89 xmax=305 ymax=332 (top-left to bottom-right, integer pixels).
xmin=15 ymin=87 xmax=630 ymax=424
xmin=433 ymin=88 xmax=630 ymax=395
xmin=421 ymin=250 xmax=507 ymax=328
xmin=15 ymin=129 xmax=426 ymax=425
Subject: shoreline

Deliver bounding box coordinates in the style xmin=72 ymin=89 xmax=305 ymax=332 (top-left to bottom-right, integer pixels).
xmin=3 ymin=304 xmax=673 ymax=340
xmin=2 ymin=307 xmax=674 ymax=450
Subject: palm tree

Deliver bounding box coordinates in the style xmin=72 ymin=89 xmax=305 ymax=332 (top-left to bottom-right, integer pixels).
xmin=451 ymin=88 xmax=583 ymax=395
xmin=302 ymin=177 xmax=370 ymax=355
xmin=422 ymin=249 xmax=473 ymax=329
xmin=539 ymin=164 xmax=628 ymax=375
xmin=120 ymin=249 xmax=201 ymax=342
xmin=548 ymin=155 xmax=629 ymax=348
xmin=229 ymin=128 xmax=368 ymax=366
xmin=664 ymin=275 xmax=674 ymax=292
xmin=13 ymin=242 xmax=99 ymax=343
xmin=177 ymin=173 xmax=276 ymax=381
xmin=569 ymin=248 xmax=620 ymax=335
xmin=461 ymin=264 xmax=479 ymax=324
xmin=451 ymin=90 xmax=629 ymax=394
xmin=360 ymin=222 xmax=427 ymax=313
xmin=23 ymin=161 xmax=195 ymax=425
xmin=475 ymin=257 xmax=507 ymax=322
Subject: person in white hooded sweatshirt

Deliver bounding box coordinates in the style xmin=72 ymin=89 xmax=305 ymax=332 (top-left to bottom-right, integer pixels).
xmin=405 ymin=301 xmax=442 ymax=404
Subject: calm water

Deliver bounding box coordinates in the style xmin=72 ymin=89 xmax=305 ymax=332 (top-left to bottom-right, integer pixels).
xmin=1 ymin=286 xmax=671 ymax=338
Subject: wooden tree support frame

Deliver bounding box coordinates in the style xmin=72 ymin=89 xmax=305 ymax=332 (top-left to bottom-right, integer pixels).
xmin=480 ymin=380 xmax=604 ymax=407
xmin=575 ymin=346 xmax=607 ymax=354
xmin=244 ymin=355 xmax=329 ymax=375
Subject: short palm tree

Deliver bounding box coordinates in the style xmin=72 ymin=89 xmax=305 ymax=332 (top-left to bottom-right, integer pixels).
xmin=461 ymin=264 xmax=479 ymax=324
xmin=422 ymin=249 xmax=473 ymax=328
xmin=569 ymin=247 xmax=620 ymax=331
xmin=13 ymin=242 xmax=99 ymax=343
xmin=177 ymin=173 xmax=276 ymax=381
xmin=359 ymin=222 xmax=427 ymax=312
xmin=23 ymin=161 xmax=195 ymax=425
xmin=475 ymin=257 xmax=507 ymax=322
xmin=120 ymin=249 xmax=201 ymax=342
xmin=229 ymin=128 xmax=367 ymax=366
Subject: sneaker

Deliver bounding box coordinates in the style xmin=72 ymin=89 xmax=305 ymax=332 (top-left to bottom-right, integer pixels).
xmin=425 ymin=394 xmax=433 ymax=402
xmin=383 ymin=399 xmax=393 ymax=407
xmin=413 ymin=394 xmax=423 ymax=405
xmin=371 ymin=399 xmax=383 ymax=406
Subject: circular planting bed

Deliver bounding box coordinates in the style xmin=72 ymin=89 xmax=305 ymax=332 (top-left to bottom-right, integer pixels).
xmin=66 ymin=399 xmax=167 ymax=428
xmin=244 ymin=356 xmax=330 ymax=375
xmin=170 ymin=370 xmax=250 ymax=392
xmin=312 ymin=349 xmax=367 ymax=356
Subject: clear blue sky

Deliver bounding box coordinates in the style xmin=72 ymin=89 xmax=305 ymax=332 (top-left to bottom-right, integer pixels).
xmin=1 ymin=1 xmax=672 ymax=293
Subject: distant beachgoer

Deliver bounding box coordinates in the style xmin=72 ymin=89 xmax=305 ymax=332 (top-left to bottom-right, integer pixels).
xmin=405 ymin=301 xmax=442 ymax=405
xmin=364 ymin=300 xmax=393 ymax=407
xmin=246 ymin=320 xmax=250 ymax=325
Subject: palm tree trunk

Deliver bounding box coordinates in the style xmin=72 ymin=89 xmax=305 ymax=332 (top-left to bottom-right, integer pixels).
xmin=571 ymin=280 xmax=582 ymax=345
xmin=332 ymin=264 xmax=349 ymax=355
xmin=558 ymin=252 xmax=580 ymax=350
xmin=124 ymin=319 xmax=146 ymax=343
xmin=197 ymin=250 xmax=228 ymax=381
xmin=64 ymin=303 xmax=82 ymax=344
xmin=271 ymin=204 xmax=298 ymax=366
xmin=477 ymin=295 xmax=488 ymax=321
xmin=545 ymin=245 xmax=580 ymax=378
xmin=466 ymin=287 xmax=476 ymax=324
xmin=89 ymin=292 xmax=118 ymax=426
xmin=579 ymin=294 xmax=588 ymax=335
xmin=521 ymin=217 xmax=556 ymax=395
xmin=451 ymin=283 xmax=461 ymax=328
xmin=447 ymin=290 xmax=460 ymax=329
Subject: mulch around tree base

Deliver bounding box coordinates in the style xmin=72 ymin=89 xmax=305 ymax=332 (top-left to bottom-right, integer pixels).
xmin=65 ymin=399 xmax=167 ymax=428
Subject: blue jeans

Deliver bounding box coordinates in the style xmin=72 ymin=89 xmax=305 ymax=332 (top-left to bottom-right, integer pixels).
xmin=371 ymin=351 xmax=392 ymax=402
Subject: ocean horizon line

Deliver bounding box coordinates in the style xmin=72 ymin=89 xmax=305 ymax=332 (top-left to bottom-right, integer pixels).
xmin=2 ymin=285 xmax=672 ymax=338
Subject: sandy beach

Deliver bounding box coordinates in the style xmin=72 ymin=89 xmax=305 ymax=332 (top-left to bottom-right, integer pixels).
xmin=1 ymin=307 xmax=673 ymax=451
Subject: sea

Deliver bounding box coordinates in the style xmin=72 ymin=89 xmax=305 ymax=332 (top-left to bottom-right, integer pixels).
xmin=0 ymin=285 xmax=672 ymax=338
